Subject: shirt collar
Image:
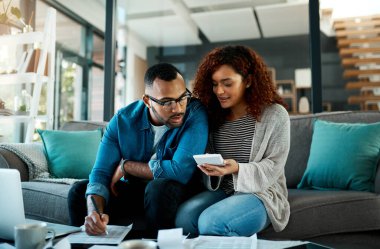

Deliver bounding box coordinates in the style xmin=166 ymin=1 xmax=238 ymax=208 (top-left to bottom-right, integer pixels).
xmin=141 ymin=106 xmax=152 ymax=130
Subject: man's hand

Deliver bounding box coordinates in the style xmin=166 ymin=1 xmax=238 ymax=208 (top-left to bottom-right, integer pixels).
xmin=84 ymin=211 xmax=109 ymax=235
xmin=198 ymin=159 xmax=239 ymax=176
xmin=110 ymin=164 xmax=124 ymax=197
xmin=85 ymin=195 xmax=109 ymax=235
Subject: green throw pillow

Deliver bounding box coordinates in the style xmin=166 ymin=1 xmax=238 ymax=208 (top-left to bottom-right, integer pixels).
xmin=297 ymin=119 xmax=380 ymax=192
xmin=38 ymin=129 xmax=102 ymax=179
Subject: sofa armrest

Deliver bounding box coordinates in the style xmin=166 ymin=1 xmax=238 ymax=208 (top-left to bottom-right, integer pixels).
xmin=60 ymin=121 xmax=107 ymax=131
xmin=0 ymin=148 xmax=29 ymax=181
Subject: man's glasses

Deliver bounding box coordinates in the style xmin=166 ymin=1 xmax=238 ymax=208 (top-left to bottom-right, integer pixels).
xmin=146 ymin=89 xmax=192 ymax=111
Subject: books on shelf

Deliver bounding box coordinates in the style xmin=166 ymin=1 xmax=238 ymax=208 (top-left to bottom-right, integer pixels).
xmin=26 ymin=48 xmax=49 ymax=76
xmin=17 ymin=48 xmax=48 ymax=76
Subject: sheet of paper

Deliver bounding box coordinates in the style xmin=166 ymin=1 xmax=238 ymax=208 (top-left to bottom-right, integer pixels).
xmin=89 ymin=246 xmax=118 ymax=249
xmin=67 ymin=224 xmax=132 ymax=245
xmin=53 ymin=237 xmax=71 ymax=249
xmin=184 ymin=234 xmax=257 ymax=249
xmin=257 ymin=239 xmax=308 ymax=249
xmin=158 ymin=228 xmax=184 ymax=249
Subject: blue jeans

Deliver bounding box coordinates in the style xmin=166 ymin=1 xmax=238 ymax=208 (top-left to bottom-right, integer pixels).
xmin=176 ymin=190 xmax=270 ymax=236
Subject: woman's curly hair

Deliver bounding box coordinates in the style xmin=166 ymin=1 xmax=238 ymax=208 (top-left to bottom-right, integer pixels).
xmin=193 ymin=45 xmax=286 ymax=130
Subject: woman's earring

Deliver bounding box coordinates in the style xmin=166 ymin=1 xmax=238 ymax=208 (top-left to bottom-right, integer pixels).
xmin=246 ymin=84 xmax=251 ymax=88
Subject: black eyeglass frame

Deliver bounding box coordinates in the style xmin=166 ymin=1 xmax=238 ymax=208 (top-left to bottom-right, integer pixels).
xmin=145 ymin=89 xmax=192 ymax=110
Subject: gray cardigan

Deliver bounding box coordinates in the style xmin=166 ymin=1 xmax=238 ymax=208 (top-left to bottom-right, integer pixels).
xmin=205 ymin=104 xmax=290 ymax=232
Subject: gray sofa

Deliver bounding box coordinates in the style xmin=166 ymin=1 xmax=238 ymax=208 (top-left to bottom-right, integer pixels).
xmin=259 ymin=111 xmax=380 ymax=249
xmin=1 ymin=112 xmax=380 ymax=248
xmin=0 ymin=121 xmax=107 ymax=225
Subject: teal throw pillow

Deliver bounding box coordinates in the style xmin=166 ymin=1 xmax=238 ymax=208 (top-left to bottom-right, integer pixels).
xmin=297 ymin=119 xmax=380 ymax=192
xmin=38 ymin=129 xmax=102 ymax=179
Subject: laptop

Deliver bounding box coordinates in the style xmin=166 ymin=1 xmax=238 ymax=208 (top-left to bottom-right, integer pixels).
xmin=0 ymin=169 xmax=81 ymax=241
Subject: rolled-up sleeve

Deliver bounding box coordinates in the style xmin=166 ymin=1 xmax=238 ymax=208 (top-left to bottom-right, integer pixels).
xmin=85 ymin=182 xmax=110 ymax=202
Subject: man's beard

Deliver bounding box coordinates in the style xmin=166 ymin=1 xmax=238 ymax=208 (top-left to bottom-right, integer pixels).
xmin=151 ymin=106 xmax=185 ymax=128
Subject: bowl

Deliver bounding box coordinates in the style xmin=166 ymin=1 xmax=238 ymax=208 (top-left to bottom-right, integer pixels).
xmin=119 ymin=240 xmax=157 ymax=249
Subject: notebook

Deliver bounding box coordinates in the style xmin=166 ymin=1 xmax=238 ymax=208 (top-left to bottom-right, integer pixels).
xmin=0 ymin=169 xmax=80 ymax=241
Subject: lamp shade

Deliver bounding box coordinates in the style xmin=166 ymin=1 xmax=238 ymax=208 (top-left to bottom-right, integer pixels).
xmin=295 ymin=68 xmax=311 ymax=88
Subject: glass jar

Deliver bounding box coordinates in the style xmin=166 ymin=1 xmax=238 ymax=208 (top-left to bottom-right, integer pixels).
xmin=14 ymin=90 xmax=32 ymax=115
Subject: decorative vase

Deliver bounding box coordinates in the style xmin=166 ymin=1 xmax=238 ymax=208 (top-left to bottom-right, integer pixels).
xmin=298 ymin=96 xmax=310 ymax=114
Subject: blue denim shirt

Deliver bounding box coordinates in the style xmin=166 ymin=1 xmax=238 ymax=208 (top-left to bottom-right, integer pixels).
xmin=86 ymin=99 xmax=208 ymax=202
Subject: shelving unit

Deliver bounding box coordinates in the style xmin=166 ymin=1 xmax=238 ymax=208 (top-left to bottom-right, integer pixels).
xmin=275 ymin=79 xmax=297 ymax=113
xmin=0 ymin=73 xmax=49 ymax=84
xmin=0 ymin=8 xmax=56 ymax=142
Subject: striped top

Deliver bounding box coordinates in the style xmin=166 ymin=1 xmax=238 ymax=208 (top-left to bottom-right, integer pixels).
xmin=204 ymin=104 xmax=291 ymax=232
xmin=212 ymin=115 xmax=256 ymax=194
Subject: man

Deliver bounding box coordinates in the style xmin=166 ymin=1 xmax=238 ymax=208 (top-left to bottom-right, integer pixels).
xmin=68 ymin=63 xmax=208 ymax=236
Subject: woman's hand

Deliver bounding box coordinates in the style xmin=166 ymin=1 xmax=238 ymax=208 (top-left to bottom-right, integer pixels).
xmin=198 ymin=159 xmax=239 ymax=176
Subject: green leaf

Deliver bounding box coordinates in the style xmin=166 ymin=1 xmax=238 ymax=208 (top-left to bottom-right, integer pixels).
xmin=18 ymin=104 xmax=27 ymax=112
xmin=10 ymin=6 xmax=21 ymax=19
xmin=0 ymin=13 xmax=7 ymax=23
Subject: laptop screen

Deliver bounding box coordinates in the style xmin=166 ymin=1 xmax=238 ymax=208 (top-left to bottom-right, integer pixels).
xmin=0 ymin=169 xmax=26 ymax=240
xmin=0 ymin=169 xmax=81 ymax=241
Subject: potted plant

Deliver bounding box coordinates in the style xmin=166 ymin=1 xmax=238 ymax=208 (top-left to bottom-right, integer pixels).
xmin=0 ymin=0 xmax=27 ymax=35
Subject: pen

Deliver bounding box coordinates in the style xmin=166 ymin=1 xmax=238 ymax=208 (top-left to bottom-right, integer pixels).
xmin=90 ymin=196 xmax=109 ymax=235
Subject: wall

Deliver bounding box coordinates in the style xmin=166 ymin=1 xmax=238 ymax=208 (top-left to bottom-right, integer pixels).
xmin=147 ymin=33 xmax=357 ymax=112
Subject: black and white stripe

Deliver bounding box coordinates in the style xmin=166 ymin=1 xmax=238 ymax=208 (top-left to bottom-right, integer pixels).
xmin=212 ymin=115 xmax=256 ymax=194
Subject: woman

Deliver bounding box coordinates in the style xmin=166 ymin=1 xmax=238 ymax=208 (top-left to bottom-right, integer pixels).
xmin=176 ymin=45 xmax=290 ymax=236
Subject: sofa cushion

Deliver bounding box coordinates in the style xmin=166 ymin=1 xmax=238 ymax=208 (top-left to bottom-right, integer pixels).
xmin=259 ymin=189 xmax=380 ymax=240
xmin=22 ymin=181 xmax=72 ymax=224
xmin=38 ymin=129 xmax=102 ymax=179
xmin=285 ymin=111 xmax=380 ymax=189
xmin=297 ymin=120 xmax=380 ymax=192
